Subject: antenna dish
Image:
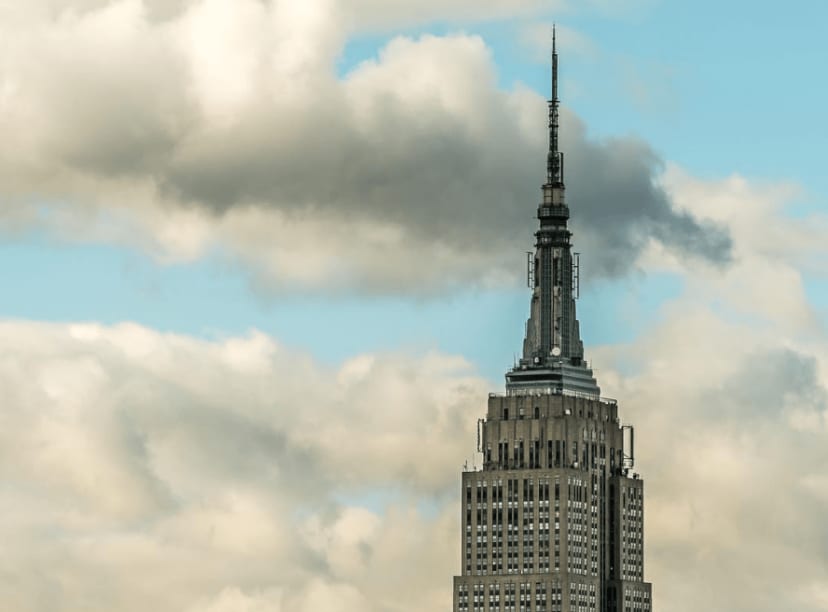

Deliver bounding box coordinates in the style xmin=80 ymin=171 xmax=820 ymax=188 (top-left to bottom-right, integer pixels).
xmin=551 ymin=346 xmax=561 ymax=357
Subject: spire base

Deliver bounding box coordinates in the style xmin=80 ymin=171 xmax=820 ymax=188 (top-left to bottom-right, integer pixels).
xmin=506 ymin=358 xmax=600 ymax=397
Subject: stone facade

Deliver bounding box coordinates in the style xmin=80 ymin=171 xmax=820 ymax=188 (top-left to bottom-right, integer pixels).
xmin=452 ymin=394 xmax=652 ymax=612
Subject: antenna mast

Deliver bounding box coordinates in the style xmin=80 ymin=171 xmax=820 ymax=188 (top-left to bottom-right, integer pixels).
xmin=547 ymin=25 xmax=563 ymax=187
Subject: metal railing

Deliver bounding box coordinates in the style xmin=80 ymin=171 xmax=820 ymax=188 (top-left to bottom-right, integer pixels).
xmin=489 ymin=387 xmax=617 ymax=405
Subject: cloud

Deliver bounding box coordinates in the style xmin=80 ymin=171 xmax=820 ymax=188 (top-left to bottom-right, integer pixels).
xmin=588 ymin=170 xmax=828 ymax=612
xmin=186 ymin=587 xmax=285 ymax=612
xmin=341 ymin=0 xmax=563 ymax=30
xmin=0 ymin=319 xmax=480 ymax=611
xmin=563 ymin=120 xmax=732 ymax=279
xmin=0 ymin=0 xmax=729 ymax=293
xmin=600 ymin=323 xmax=828 ymax=612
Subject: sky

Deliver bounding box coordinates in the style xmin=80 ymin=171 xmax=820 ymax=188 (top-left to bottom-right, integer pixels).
xmin=1 ymin=1 xmax=827 ymax=611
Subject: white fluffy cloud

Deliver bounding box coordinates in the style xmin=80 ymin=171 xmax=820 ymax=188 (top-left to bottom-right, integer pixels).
xmin=0 ymin=0 xmax=728 ymax=293
xmin=0 ymin=320 xmax=482 ymax=611
xmin=590 ymin=169 xmax=828 ymax=612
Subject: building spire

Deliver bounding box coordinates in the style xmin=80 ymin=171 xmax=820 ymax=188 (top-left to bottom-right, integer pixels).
xmin=508 ymin=26 xmax=599 ymax=397
xmin=547 ymin=24 xmax=563 ymax=187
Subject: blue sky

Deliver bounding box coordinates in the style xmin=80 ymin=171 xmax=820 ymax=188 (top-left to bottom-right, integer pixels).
xmin=1 ymin=2 xmax=827 ymax=611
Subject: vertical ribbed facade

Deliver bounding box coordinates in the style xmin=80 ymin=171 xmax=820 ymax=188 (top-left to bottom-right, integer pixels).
xmin=452 ymin=394 xmax=652 ymax=612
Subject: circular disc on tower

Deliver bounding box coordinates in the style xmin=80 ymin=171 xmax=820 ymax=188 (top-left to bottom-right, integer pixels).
xmin=551 ymin=346 xmax=561 ymax=356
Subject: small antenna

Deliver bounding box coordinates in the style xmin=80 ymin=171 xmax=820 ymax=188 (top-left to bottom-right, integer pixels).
xmin=552 ymin=23 xmax=558 ymax=100
xmin=572 ymin=252 xmax=580 ymax=299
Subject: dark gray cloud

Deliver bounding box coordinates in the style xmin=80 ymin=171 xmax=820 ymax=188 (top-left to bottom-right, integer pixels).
xmin=157 ymin=91 xmax=733 ymax=287
xmin=562 ymin=116 xmax=733 ymax=279
xmin=157 ymin=98 xmax=735 ymax=288
xmin=161 ymin=92 xmax=532 ymax=253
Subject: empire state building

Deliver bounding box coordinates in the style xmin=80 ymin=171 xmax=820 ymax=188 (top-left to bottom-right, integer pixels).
xmin=452 ymin=30 xmax=653 ymax=612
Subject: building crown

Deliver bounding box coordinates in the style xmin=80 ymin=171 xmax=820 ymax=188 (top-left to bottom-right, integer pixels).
xmin=507 ymin=26 xmax=600 ymax=398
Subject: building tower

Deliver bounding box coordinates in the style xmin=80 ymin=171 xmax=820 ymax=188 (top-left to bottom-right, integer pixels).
xmin=452 ymin=29 xmax=653 ymax=612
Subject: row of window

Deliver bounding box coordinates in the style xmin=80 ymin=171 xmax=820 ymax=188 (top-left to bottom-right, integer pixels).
xmin=486 ymin=440 xmax=620 ymax=472
xmin=467 ymin=477 xmax=611 ymax=520
xmin=497 ymin=404 xmax=614 ymax=423
xmin=458 ymin=582 xmax=607 ymax=612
